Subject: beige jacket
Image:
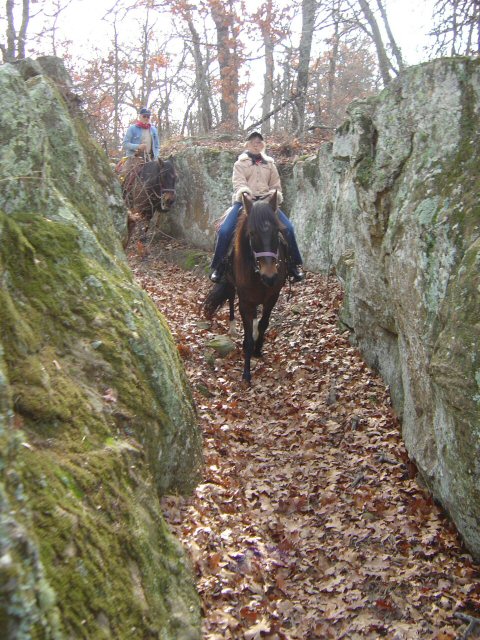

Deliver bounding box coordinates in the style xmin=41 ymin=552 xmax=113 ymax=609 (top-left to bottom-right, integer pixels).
xmin=232 ymin=152 xmax=284 ymax=204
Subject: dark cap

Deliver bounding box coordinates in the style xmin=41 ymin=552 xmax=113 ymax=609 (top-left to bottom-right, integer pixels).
xmin=246 ymin=131 xmax=264 ymax=142
xmin=139 ymin=107 xmax=151 ymax=116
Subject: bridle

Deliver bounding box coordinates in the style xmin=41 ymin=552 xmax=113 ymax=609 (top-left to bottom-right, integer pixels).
xmin=250 ymin=244 xmax=278 ymax=269
xmin=245 ymin=195 xmax=282 ymax=272
xmin=154 ymin=166 xmax=177 ymax=208
xmin=249 ymin=222 xmax=280 ymax=271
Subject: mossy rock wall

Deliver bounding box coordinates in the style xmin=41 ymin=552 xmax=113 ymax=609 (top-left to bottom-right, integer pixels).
xmin=0 ymin=58 xmax=202 ymax=639
xmin=288 ymin=57 xmax=480 ymax=559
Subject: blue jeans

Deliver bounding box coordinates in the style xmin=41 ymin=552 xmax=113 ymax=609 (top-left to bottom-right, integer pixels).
xmin=211 ymin=202 xmax=303 ymax=269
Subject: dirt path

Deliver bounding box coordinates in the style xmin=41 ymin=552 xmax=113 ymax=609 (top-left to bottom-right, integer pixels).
xmin=128 ymin=235 xmax=479 ymax=640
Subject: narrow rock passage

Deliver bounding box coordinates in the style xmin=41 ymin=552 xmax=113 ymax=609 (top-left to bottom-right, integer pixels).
xmin=128 ymin=236 xmax=479 ymax=640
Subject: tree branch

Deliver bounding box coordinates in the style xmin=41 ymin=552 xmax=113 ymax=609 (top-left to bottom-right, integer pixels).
xmin=246 ymin=92 xmax=303 ymax=131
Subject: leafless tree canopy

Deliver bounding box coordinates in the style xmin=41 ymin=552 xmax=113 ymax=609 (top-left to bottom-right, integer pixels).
xmin=430 ymin=0 xmax=480 ymax=55
xmin=2 ymin=0 xmax=476 ymax=153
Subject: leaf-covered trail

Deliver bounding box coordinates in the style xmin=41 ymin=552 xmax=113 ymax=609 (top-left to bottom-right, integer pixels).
xmin=128 ymin=237 xmax=479 ymax=640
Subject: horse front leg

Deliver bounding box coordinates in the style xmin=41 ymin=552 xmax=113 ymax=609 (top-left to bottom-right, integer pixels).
xmin=239 ymin=303 xmax=255 ymax=382
xmin=253 ymin=295 xmax=278 ymax=357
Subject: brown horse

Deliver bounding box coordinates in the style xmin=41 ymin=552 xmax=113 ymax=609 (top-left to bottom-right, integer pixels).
xmin=122 ymin=156 xmax=177 ymax=241
xmin=204 ymin=192 xmax=288 ymax=382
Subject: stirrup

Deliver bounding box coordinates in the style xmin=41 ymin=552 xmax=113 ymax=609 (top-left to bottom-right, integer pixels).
xmin=288 ymin=265 xmax=304 ymax=282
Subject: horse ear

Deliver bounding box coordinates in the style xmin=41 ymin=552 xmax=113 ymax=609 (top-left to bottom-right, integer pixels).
xmin=158 ymin=158 xmax=164 ymax=167
xmin=269 ymin=190 xmax=278 ymax=211
xmin=242 ymin=192 xmax=253 ymax=215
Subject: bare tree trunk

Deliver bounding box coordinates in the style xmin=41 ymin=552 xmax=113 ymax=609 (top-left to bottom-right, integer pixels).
xmin=181 ymin=93 xmax=197 ymax=136
xmin=209 ymin=0 xmax=239 ymax=130
xmin=292 ymin=0 xmax=317 ymax=134
xmin=375 ymin=0 xmax=404 ymax=71
xmin=277 ymin=48 xmax=295 ymax=131
xmin=139 ymin=14 xmax=153 ymax=107
xmin=186 ymin=12 xmax=212 ymax=133
xmin=112 ymin=22 xmax=121 ymax=154
xmin=2 ymin=0 xmax=30 ymax=61
xmin=4 ymin=0 xmax=17 ymax=61
xmin=17 ymin=0 xmax=30 ymax=58
xmin=451 ymin=0 xmax=459 ymax=55
xmin=357 ymin=0 xmax=392 ymax=85
xmin=260 ymin=0 xmax=274 ymax=136
xmin=326 ymin=8 xmax=340 ymax=125
xmin=477 ymin=3 xmax=480 ymax=53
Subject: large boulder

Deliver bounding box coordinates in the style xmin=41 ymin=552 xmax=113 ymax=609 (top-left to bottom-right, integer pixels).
xmin=0 ymin=58 xmax=202 ymax=639
xmin=160 ymin=145 xmax=236 ymax=250
xmin=289 ymin=58 xmax=480 ymax=559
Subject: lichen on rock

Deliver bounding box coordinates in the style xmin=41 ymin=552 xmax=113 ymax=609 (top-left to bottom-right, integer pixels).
xmin=288 ymin=57 xmax=480 ymax=559
xmin=0 ymin=58 xmax=202 ymax=639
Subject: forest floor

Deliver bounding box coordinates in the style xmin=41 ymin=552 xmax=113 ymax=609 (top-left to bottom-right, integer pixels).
xmin=127 ymin=231 xmax=480 ymax=640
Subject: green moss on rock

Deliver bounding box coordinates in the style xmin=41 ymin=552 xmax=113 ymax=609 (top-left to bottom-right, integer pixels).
xmin=0 ymin=59 xmax=202 ymax=639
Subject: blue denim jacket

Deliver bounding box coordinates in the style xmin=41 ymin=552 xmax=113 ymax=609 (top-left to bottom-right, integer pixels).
xmin=123 ymin=123 xmax=160 ymax=159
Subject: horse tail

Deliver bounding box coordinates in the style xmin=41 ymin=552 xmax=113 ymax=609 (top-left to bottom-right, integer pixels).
xmin=204 ymin=282 xmax=233 ymax=320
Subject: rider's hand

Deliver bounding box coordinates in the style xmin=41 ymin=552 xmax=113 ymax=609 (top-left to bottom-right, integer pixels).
xmin=137 ymin=143 xmax=147 ymax=152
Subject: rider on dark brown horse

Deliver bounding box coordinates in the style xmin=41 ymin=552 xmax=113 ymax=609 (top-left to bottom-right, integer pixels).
xmin=123 ymin=107 xmax=160 ymax=162
xmin=209 ymin=131 xmax=304 ymax=284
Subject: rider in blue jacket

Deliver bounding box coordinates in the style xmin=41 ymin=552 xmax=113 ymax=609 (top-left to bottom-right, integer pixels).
xmin=123 ymin=107 xmax=160 ymax=160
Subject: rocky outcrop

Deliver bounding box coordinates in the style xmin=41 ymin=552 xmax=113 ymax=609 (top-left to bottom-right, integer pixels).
xmin=0 ymin=58 xmax=202 ymax=638
xmin=161 ymin=146 xmax=237 ymax=250
xmin=289 ymin=58 xmax=480 ymax=559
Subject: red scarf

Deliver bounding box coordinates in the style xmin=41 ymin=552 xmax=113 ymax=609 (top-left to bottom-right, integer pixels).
xmin=135 ymin=120 xmax=151 ymax=129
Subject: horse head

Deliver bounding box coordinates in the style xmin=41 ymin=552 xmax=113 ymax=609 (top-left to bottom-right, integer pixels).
xmin=243 ymin=191 xmax=283 ymax=287
xmin=158 ymin=156 xmax=177 ymax=210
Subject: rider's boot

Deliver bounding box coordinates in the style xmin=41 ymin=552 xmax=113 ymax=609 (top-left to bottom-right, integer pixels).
xmin=210 ymin=264 xmax=225 ymax=283
xmin=288 ymin=263 xmax=304 ymax=282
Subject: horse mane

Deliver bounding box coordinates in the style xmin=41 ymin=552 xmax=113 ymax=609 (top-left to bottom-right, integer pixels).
xmin=161 ymin=157 xmax=175 ymax=172
xmin=233 ymin=199 xmax=285 ymax=282
xmin=233 ymin=210 xmax=250 ymax=259
xmin=159 ymin=156 xmax=177 ymax=178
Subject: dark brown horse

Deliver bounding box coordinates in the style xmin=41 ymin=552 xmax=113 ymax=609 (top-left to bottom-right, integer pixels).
xmin=122 ymin=156 xmax=177 ymax=239
xmin=119 ymin=156 xmax=177 ymax=246
xmin=204 ymin=192 xmax=288 ymax=382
